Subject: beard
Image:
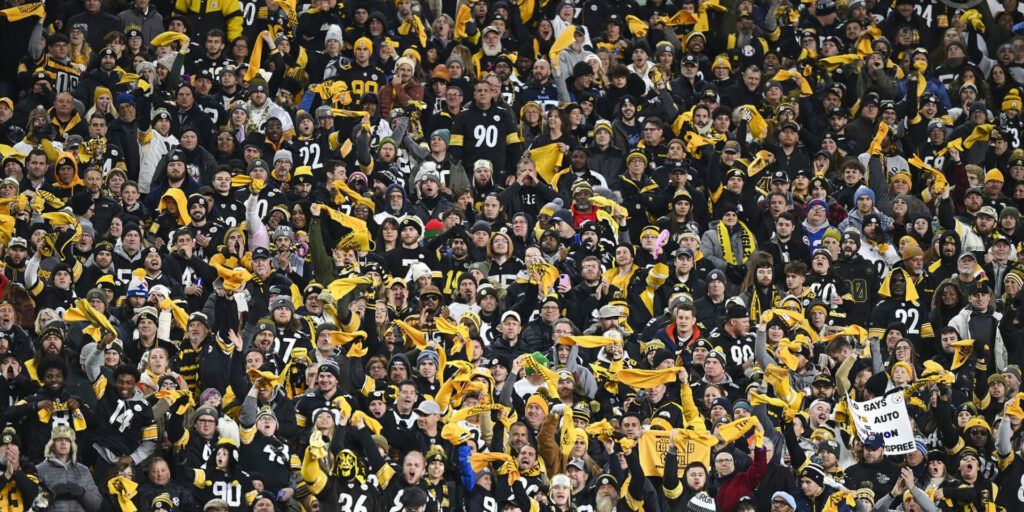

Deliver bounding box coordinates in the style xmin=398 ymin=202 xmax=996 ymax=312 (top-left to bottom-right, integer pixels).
xmin=596 ymin=494 xmax=618 ymax=512
xmin=483 ymin=43 xmax=501 ymax=57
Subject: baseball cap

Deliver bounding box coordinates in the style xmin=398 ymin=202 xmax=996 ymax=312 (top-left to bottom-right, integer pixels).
xmin=415 ymin=400 xmax=442 ymax=416
xmin=863 ymin=433 xmax=884 ymax=450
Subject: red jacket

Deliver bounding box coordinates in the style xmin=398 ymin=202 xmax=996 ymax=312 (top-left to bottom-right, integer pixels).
xmin=715 ymin=447 xmax=767 ymax=512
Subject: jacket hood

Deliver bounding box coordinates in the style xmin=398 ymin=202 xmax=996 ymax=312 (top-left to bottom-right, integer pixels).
xmin=53 ymin=152 xmax=83 ymax=188
xmin=383 ymin=183 xmax=409 ymax=215
xmin=223 ymin=225 xmax=247 ymax=249
xmin=878 ymin=267 xmax=919 ymax=302
xmin=159 ymin=188 xmax=191 ymax=226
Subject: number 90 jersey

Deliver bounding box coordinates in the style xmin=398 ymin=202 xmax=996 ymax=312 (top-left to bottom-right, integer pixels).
xmin=340 ymin=62 xmax=386 ymax=99
xmin=450 ymin=102 xmax=521 ymax=177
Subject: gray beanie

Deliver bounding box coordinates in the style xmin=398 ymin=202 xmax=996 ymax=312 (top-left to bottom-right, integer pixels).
xmin=273 ymin=149 xmax=292 ymax=164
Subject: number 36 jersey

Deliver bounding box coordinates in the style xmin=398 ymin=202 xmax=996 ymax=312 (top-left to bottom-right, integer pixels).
xmin=318 ymin=480 xmax=377 ymax=512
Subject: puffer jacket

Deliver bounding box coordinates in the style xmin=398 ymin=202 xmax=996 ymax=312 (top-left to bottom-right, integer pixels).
xmin=36 ymin=458 xmax=103 ymax=512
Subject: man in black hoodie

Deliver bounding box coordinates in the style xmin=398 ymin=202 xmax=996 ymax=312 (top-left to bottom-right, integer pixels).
xmin=923 ymin=231 xmax=961 ymax=300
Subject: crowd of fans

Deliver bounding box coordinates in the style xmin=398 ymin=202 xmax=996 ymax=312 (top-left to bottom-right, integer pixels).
xmin=6 ymin=0 xmax=1024 ymax=511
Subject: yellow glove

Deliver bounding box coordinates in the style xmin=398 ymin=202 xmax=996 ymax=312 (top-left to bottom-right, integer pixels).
xmin=308 ymin=430 xmax=327 ymax=459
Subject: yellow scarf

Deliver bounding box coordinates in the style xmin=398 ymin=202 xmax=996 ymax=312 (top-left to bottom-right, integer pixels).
xmin=229 ymin=175 xmax=265 ymax=194
xmin=524 ymin=352 xmax=561 ymax=392
xmin=549 ymin=24 xmax=577 ymax=71
xmin=246 ymin=368 xmax=279 ymax=391
xmin=318 ymin=204 xmax=367 ymax=232
xmin=107 ymin=477 xmax=138 ymax=512
xmin=38 ymin=402 xmax=87 ymax=430
xmin=616 ymin=367 xmax=680 ymax=389
xmin=717 ymin=220 xmax=755 ymax=265
xmin=951 ymin=339 xmax=975 ymax=370
xmin=908 ymin=154 xmax=948 ymax=193
xmin=243 ymin=31 xmax=271 ymax=81
xmin=454 ymin=4 xmax=473 ymax=40
xmin=558 ymin=336 xmax=618 ymax=348
xmin=394 ymin=319 xmax=429 ymax=350
xmin=63 ymin=299 xmax=117 ymax=342
xmin=717 ymin=417 xmax=759 ymax=443
xmin=867 ymin=121 xmax=890 ymax=156
xmin=469 ymin=452 xmax=520 ymax=485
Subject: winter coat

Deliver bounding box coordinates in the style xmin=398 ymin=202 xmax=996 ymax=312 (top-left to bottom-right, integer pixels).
xmin=37 ymin=458 xmax=103 ymax=512
xmin=949 ymin=306 xmax=1007 ymax=370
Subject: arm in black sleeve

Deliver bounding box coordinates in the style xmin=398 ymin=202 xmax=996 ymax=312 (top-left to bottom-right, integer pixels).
xmin=509 ymin=476 xmax=533 ymax=512
xmin=732 ymin=119 xmax=749 ymax=155
xmin=937 ymin=195 xmax=956 ymax=231
xmin=783 ymin=420 xmax=808 ymax=470
xmin=935 ymin=391 xmax=963 ymax=451
xmin=663 ymin=443 xmax=681 ymax=495
xmin=624 ymin=447 xmax=647 ymax=500
xmin=11 ymin=466 xmax=38 ymax=505
xmin=136 ymin=92 xmax=152 ymax=133
xmin=490 ymin=420 xmax=507 ymax=453
xmin=508 ymin=282 xmax=541 ymax=320
xmin=2 ymin=399 xmax=35 ymax=424
xmin=426 ymin=224 xmax=460 ymax=252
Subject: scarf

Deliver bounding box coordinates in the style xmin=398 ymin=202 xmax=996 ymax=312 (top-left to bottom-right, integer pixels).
xmin=750 ymin=285 xmax=782 ymax=322
xmin=616 ymin=367 xmax=680 ymax=389
xmin=107 ymin=477 xmax=138 ymax=512
xmin=590 ymin=359 xmax=625 ymax=394
xmin=717 ymin=220 xmax=755 ymax=265
xmin=38 ymin=400 xmax=88 ymax=430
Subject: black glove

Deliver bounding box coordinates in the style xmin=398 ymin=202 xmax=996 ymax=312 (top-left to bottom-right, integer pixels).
xmin=64 ymin=483 xmax=84 ymax=498
xmin=34 ymin=123 xmax=52 ymax=141
xmin=725 ymin=264 xmax=747 ymax=284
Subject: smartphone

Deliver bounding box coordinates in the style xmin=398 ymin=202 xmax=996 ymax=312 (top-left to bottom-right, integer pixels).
xmin=558 ymin=274 xmax=570 ymax=288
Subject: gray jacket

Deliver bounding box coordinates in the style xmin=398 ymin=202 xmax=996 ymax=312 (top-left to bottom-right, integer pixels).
xmin=36 ymin=458 xmax=102 ymax=512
